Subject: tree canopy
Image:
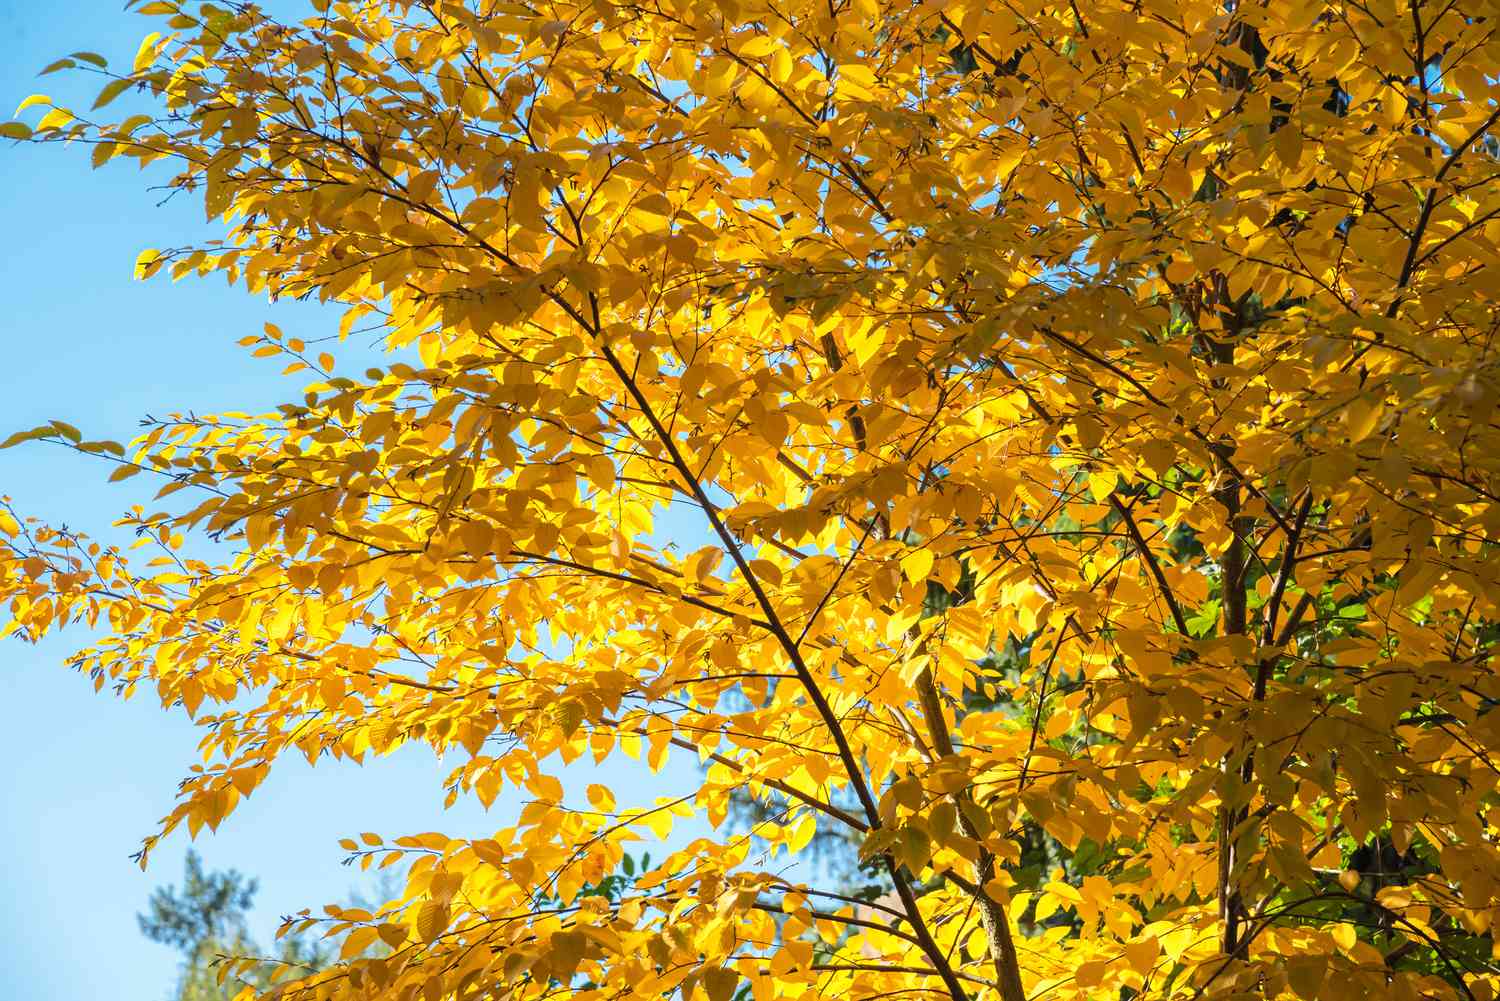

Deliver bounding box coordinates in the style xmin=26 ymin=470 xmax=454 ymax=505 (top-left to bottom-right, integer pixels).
xmin=5 ymin=1 xmax=1500 ymax=1000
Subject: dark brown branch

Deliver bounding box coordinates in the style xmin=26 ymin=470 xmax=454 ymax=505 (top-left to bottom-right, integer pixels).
xmin=592 ymin=338 xmax=973 ymax=1001
xmin=914 ymin=666 xmax=1027 ymax=1001
xmin=1109 ymin=495 xmax=1191 ymax=636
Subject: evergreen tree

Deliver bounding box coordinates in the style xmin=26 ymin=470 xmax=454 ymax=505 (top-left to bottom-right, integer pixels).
xmin=139 ymin=852 xmax=331 ymax=1001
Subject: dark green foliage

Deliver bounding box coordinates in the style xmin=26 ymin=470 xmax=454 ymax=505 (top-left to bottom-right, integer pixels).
xmin=139 ymin=851 xmax=333 ymax=1001
xmin=139 ymin=851 xmax=257 ymax=955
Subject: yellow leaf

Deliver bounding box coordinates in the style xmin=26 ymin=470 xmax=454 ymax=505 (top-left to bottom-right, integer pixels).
xmin=1088 ymin=471 xmax=1117 ymax=501
xmin=14 ymin=94 xmax=51 ymax=116
xmin=837 ymin=63 xmax=876 ymax=100
xmin=896 ymin=824 xmax=929 ymax=871
xmin=1164 ymin=258 xmax=1195 ymax=284
xmin=737 ymin=37 xmax=777 ymax=59
xmin=1273 ymin=125 xmax=1303 ymax=168
xmin=848 ymin=323 xmax=888 ymax=368
xmin=376 ymin=923 xmax=408 ymax=949
xmin=36 ymin=107 xmax=74 ymax=131
xmin=586 ymin=783 xmax=616 ymax=812
xmin=1074 ymin=960 xmax=1107 ymax=988
xmin=770 ymin=48 xmax=793 ymax=83
xmin=1043 ymin=710 xmax=1071 ymax=740
xmin=746 ymin=558 xmax=782 ymax=586
xmin=1376 ymin=887 xmax=1413 ymax=909
xmin=669 ymin=46 xmax=695 ymax=80
xmin=459 ymin=519 xmax=494 ymax=559
xmin=788 ymin=812 xmax=817 ymax=853
xmin=416 ymin=901 xmax=450 ymax=943
xmin=901 ymin=548 xmax=934 ymax=583
xmin=644 ymin=809 xmax=673 ymax=839
xmin=550 ymin=930 xmax=585 ymax=973
xmin=134 ymin=249 xmax=163 ymax=279
xmin=634 ymin=193 xmax=673 ymax=217
xmin=551 ymin=699 xmax=585 ymax=739
xmin=703 ymin=966 xmax=739 ymax=1001
xmin=1344 ymin=396 xmax=1383 ymax=442
xmin=1074 ymin=415 xmax=1104 ymax=450
xmin=340 ymin=925 xmax=378 ymax=960
xmin=134 ymin=32 xmax=163 ymax=72
xmin=92 ymin=77 xmax=133 ymax=111
xmin=1123 ymin=936 xmax=1159 ymax=974
xmin=526 ymin=771 xmax=565 ymax=803
xmin=1287 ymin=956 xmax=1326 ymax=997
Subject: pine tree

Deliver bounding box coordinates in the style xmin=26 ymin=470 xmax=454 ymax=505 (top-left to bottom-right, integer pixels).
xmin=139 ymin=852 xmax=331 ymax=1001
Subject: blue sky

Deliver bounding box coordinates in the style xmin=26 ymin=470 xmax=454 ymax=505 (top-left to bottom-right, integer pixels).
xmin=0 ymin=5 xmax=706 ymax=997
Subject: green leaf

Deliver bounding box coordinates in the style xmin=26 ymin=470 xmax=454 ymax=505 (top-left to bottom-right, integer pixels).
xmin=1185 ymin=599 xmax=1221 ymax=638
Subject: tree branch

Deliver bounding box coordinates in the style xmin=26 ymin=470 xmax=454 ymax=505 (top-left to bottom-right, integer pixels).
xmin=1109 ymin=494 xmax=1191 ymax=636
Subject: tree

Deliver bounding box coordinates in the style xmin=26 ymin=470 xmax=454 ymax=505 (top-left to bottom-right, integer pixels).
xmin=140 ymin=850 xmax=259 ymax=961
xmin=3 ymin=1 xmax=1500 ymax=1000
xmin=140 ymin=850 xmax=333 ymax=1000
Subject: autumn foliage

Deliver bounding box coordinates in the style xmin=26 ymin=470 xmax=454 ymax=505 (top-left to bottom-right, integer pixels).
xmin=5 ymin=0 xmax=1500 ymax=999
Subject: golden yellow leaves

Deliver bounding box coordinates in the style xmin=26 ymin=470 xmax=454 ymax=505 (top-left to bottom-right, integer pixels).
xmin=836 ymin=64 xmax=879 ymax=103
xmin=13 ymin=93 xmax=52 ymax=116
xmin=695 ymin=966 xmax=741 ymax=1001
xmin=785 ymin=811 xmax=817 ymax=853
xmin=415 ymin=900 xmax=449 ymax=944
xmin=585 ymin=783 xmax=616 ymax=812
xmin=6 ymin=1 xmax=1500 ymax=1001
xmin=1342 ymin=394 xmax=1385 ymax=443
xmin=900 ymin=547 xmax=934 ymax=584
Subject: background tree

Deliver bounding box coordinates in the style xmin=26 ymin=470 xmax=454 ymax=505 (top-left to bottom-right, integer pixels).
xmin=139 ymin=851 xmax=333 ymax=1001
xmin=4 ymin=2 xmax=1500 ymax=1001
xmin=139 ymin=850 xmax=258 ymax=962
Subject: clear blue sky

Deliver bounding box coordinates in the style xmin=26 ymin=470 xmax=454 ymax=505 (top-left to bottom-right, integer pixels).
xmin=0 ymin=5 xmax=705 ymax=998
